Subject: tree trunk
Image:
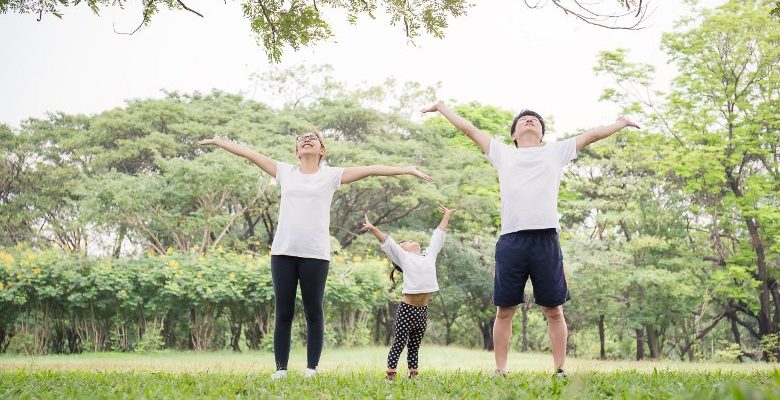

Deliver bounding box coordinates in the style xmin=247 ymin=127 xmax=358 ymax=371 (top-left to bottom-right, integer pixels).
xmin=373 ymin=309 xmax=383 ymax=344
xmin=480 ymin=318 xmax=495 ymax=351
xmin=188 ymin=309 xmax=196 ymax=350
xmin=646 ymin=326 xmax=661 ymax=359
xmin=685 ymin=343 xmax=694 ymax=361
xmin=727 ymin=168 xmax=772 ymax=359
xmin=244 ymin=311 xmax=265 ymax=351
xmin=136 ymin=310 xmax=146 ymax=344
xmin=0 ymin=321 xmax=13 ymax=353
xmin=635 ymin=328 xmax=645 ymax=360
xmin=230 ymin=320 xmax=242 ymax=352
xmin=772 ymin=280 xmax=780 ymax=328
xmin=112 ymin=225 xmax=126 ymax=258
xmin=598 ymin=314 xmax=606 ymax=360
xmin=745 ymin=218 xmax=771 ymax=335
xmin=386 ymin=302 xmax=399 ymax=346
xmin=66 ymin=327 xmax=82 ymax=354
xmin=521 ymin=304 xmax=529 ymax=352
xmin=162 ymin=311 xmax=177 ymax=349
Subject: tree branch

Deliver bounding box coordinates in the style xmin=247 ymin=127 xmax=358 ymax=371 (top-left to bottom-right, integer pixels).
xmin=176 ymin=0 xmax=204 ymax=17
xmin=257 ymin=0 xmax=279 ymax=43
xmin=542 ymin=0 xmax=652 ymax=30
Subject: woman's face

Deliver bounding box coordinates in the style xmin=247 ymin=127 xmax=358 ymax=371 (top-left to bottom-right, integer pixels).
xmin=295 ymin=132 xmax=324 ymax=159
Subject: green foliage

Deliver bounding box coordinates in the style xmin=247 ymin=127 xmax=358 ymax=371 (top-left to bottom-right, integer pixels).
xmin=760 ymin=333 xmax=780 ymax=362
xmin=591 ymin=0 xmax=779 ymax=361
xmin=0 ymin=246 xmax=396 ymax=353
xmin=0 ymin=0 xmax=470 ymax=63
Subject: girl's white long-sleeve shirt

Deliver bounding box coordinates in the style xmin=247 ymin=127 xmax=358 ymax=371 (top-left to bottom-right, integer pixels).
xmin=380 ymin=228 xmax=444 ymax=294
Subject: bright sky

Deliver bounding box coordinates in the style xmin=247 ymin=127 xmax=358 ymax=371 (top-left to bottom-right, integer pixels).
xmin=0 ymin=1 xmax=722 ymax=138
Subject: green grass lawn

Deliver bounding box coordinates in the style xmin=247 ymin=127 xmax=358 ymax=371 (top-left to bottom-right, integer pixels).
xmin=1 ymin=346 xmax=779 ymax=399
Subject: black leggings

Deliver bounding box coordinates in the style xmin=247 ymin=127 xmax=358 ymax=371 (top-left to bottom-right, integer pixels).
xmin=271 ymin=255 xmax=329 ymax=370
xmin=387 ymin=302 xmax=428 ymax=370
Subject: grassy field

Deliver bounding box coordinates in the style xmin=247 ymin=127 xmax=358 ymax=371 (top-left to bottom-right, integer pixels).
xmin=2 ymin=346 xmax=779 ymax=399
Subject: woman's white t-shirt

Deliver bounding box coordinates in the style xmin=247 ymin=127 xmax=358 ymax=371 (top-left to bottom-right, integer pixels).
xmin=270 ymin=161 xmax=344 ymax=261
xmin=380 ymin=228 xmax=445 ymax=294
xmin=486 ymin=137 xmax=577 ymax=235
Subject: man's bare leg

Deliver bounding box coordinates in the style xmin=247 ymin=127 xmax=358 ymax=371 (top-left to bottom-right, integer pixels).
xmin=493 ymin=305 xmax=518 ymax=373
xmin=541 ymin=305 xmax=568 ymax=370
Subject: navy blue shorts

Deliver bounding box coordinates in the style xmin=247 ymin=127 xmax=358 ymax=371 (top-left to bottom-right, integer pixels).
xmin=493 ymin=228 xmax=570 ymax=308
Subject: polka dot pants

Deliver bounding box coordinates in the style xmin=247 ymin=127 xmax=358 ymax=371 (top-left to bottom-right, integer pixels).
xmin=387 ymin=302 xmax=428 ymax=370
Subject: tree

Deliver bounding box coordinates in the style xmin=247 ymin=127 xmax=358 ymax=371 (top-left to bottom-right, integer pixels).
xmin=0 ymin=116 xmax=90 ymax=252
xmin=1 ymin=0 xmax=653 ymax=62
xmin=593 ymin=0 xmax=780 ymax=361
xmin=0 ymin=123 xmax=34 ymax=246
xmin=1 ymin=0 xmax=468 ymax=63
xmin=661 ymin=0 xmax=780 ymax=360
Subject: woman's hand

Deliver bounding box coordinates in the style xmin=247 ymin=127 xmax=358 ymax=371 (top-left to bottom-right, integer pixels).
xmin=408 ymin=167 xmax=433 ymax=183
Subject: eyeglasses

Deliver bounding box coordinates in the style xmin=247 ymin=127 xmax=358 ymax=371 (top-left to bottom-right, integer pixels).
xmin=296 ymin=134 xmax=320 ymax=143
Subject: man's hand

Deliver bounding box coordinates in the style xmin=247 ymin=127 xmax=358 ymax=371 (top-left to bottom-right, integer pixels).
xmin=421 ymin=100 xmax=444 ymax=114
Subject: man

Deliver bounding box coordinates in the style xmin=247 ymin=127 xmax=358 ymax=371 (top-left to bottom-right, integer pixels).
xmin=422 ymin=100 xmax=639 ymax=378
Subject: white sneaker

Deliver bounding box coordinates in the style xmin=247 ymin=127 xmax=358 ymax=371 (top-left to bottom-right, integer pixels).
xmin=271 ymin=370 xmax=288 ymax=380
xmin=304 ymin=368 xmax=317 ymax=378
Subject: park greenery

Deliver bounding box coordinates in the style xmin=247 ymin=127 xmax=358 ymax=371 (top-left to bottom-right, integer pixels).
xmin=0 ymin=0 xmax=778 ymax=365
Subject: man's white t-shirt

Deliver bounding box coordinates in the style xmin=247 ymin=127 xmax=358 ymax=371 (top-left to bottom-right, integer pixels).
xmin=380 ymin=228 xmax=444 ymax=294
xmin=486 ymin=137 xmax=577 ymax=235
xmin=270 ymin=161 xmax=344 ymax=261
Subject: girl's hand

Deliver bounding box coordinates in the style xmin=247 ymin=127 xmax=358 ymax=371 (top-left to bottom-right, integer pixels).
xmin=362 ymin=213 xmax=376 ymax=231
xmin=438 ymin=205 xmax=456 ymax=215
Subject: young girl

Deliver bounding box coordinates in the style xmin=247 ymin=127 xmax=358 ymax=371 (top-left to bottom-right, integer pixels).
xmin=362 ymin=205 xmax=455 ymax=381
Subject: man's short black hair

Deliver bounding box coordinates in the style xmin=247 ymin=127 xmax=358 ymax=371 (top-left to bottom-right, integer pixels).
xmin=510 ymin=110 xmax=546 ymax=138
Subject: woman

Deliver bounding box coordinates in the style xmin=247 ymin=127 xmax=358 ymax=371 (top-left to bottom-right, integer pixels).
xmin=198 ymin=131 xmax=431 ymax=379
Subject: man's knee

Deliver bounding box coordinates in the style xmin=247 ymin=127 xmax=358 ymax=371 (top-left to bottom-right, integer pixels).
xmin=496 ymin=305 xmax=518 ymax=320
xmin=541 ymin=306 xmax=564 ymax=321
